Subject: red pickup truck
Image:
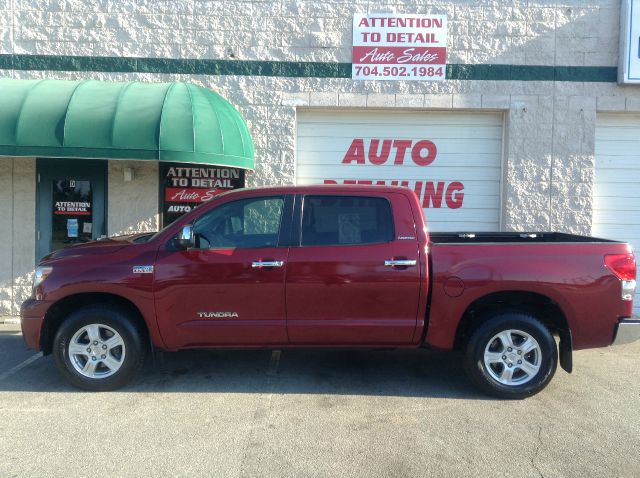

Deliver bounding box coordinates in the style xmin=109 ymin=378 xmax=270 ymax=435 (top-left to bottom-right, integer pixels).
xmin=21 ymin=185 xmax=639 ymax=398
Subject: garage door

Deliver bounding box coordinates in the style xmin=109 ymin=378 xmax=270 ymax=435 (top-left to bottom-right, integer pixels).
xmin=296 ymin=110 xmax=503 ymax=231
xmin=593 ymin=114 xmax=640 ymax=311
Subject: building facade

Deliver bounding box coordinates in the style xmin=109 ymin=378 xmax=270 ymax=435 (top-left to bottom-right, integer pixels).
xmin=0 ymin=0 xmax=639 ymax=314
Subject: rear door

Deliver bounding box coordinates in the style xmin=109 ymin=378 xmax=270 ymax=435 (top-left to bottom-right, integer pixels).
xmin=285 ymin=192 xmax=421 ymax=345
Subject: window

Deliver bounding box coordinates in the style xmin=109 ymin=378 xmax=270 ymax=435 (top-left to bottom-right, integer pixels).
xmin=301 ymin=196 xmax=394 ymax=246
xmin=193 ymin=196 xmax=284 ymax=248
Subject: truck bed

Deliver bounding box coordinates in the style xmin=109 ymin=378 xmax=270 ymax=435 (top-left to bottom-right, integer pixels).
xmin=429 ymin=232 xmax=621 ymax=244
xmin=426 ymin=236 xmax=633 ymax=351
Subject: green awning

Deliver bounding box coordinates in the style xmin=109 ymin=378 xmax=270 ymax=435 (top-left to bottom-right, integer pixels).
xmin=0 ymin=78 xmax=254 ymax=169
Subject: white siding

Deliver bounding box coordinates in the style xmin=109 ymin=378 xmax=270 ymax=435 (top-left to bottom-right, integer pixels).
xmin=296 ymin=110 xmax=503 ymax=232
xmin=593 ymin=114 xmax=640 ymax=312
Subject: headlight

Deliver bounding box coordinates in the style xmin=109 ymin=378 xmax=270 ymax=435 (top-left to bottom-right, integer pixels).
xmin=33 ymin=266 xmax=53 ymax=288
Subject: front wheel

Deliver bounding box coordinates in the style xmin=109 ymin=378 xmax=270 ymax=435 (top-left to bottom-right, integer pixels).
xmin=53 ymin=305 xmax=146 ymax=391
xmin=464 ymin=313 xmax=558 ymax=399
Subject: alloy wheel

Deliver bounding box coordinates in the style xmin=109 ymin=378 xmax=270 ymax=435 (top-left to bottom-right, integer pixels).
xmin=483 ymin=329 xmax=541 ymax=386
xmin=68 ymin=323 xmax=126 ymax=379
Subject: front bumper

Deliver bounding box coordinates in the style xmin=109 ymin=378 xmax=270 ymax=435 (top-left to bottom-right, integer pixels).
xmin=612 ymin=318 xmax=640 ymax=346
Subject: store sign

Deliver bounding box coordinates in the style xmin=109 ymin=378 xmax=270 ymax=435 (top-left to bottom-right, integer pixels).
xmin=324 ymin=137 xmax=464 ymax=210
xmin=161 ymin=163 xmax=244 ymax=226
xmin=352 ymin=13 xmax=447 ymax=81
xmin=54 ymin=201 xmax=91 ymax=215
xmin=51 ymin=179 xmax=93 ymax=246
xmin=620 ymin=0 xmax=640 ymax=83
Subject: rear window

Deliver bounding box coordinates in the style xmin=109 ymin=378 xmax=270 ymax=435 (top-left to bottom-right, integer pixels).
xmin=301 ymin=196 xmax=394 ymax=246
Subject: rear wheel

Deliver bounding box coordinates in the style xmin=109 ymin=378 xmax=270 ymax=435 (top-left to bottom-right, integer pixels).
xmin=464 ymin=312 xmax=558 ymax=399
xmin=53 ymin=305 xmax=146 ymax=391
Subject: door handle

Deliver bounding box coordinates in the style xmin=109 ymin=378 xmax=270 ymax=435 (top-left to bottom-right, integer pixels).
xmin=384 ymin=259 xmax=417 ymax=267
xmin=252 ymin=260 xmax=284 ymax=268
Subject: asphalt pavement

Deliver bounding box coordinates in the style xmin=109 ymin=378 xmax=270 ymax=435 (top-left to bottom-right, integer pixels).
xmin=0 ymin=322 xmax=638 ymax=478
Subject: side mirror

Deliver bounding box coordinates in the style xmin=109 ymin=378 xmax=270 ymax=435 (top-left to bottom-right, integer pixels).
xmin=175 ymin=224 xmax=195 ymax=249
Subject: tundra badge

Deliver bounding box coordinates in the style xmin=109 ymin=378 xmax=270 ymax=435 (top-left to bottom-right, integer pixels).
xmin=198 ymin=312 xmax=239 ymax=319
xmin=133 ymin=265 xmax=154 ymax=274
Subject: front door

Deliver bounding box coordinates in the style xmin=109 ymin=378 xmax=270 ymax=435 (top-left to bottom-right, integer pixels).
xmin=154 ymin=194 xmax=291 ymax=348
xmin=286 ymin=193 xmax=422 ymax=345
xmin=36 ymin=158 xmax=107 ymax=261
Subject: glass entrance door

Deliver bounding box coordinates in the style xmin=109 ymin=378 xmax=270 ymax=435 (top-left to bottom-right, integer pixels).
xmin=51 ymin=179 xmax=94 ymax=251
xmin=37 ymin=158 xmax=107 ymax=261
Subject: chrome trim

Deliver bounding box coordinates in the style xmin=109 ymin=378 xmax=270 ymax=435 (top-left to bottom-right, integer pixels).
xmin=613 ymin=319 xmax=640 ymax=346
xmin=384 ymin=259 xmax=417 ymax=267
xmin=251 ymin=261 xmax=284 ymax=268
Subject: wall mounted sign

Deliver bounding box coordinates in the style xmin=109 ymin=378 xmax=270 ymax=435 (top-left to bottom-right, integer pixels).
xmin=54 ymin=202 xmax=91 ymax=215
xmin=620 ymin=0 xmax=640 ymax=84
xmin=160 ymin=163 xmax=245 ymax=226
xmin=352 ymin=13 xmax=447 ymax=81
xmin=51 ymin=179 xmax=93 ymax=248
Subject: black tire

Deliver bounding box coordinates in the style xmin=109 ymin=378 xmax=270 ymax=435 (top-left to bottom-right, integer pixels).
xmin=464 ymin=312 xmax=558 ymax=399
xmin=52 ymin=305 xmax=146 ymax=391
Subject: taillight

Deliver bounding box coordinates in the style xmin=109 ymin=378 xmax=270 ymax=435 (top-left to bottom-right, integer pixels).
xmin=605 ymin=253 xmax=636 ymax=301
xmin=605 ymin=254 xmax=636 ymax=281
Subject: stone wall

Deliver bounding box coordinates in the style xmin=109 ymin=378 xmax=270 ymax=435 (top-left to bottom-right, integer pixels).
xmin=0 ymin=1 xmax=624 ymax=66
xmin=108 ymin=160 xmax=159 ymax=236
xmin=0 ymin=158 xmax=35 ymax=316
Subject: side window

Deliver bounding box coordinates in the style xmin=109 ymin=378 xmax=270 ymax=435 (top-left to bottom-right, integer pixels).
xmin=301 ymin=196 xmax=394 ymax=246
xmin=193 ymin=196 xmax=284 ymax=249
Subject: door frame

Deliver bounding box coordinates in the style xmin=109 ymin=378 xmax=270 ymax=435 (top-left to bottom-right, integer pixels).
xmin=36 ymin=158 xmax=108 ymax=262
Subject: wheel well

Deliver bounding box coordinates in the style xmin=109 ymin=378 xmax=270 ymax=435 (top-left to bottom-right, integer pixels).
xmin=40 ymin=293 xmax=149 ymax=355
xmin=453 ymin=291 xmax=570 ymax=351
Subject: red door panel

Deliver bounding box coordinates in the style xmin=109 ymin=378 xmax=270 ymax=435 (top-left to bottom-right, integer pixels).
xmin=154 ymin=247 xmax=288 ymax=348
xmin=153 ymin=194 xmax=291 ymax=349
xmin=286 ymin=193 xmax=422 ymax=345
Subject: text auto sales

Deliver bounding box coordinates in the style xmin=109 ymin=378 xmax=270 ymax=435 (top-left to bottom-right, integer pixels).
xmin=323 ymin=138 xmax=464 ymax=209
